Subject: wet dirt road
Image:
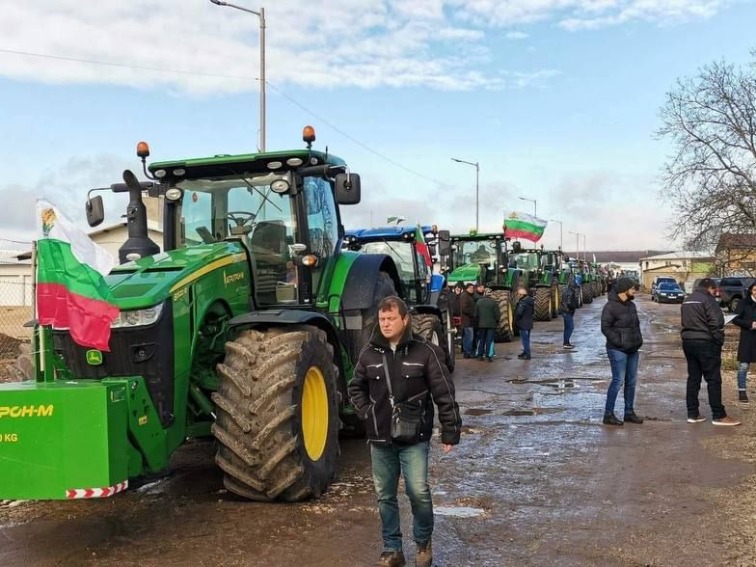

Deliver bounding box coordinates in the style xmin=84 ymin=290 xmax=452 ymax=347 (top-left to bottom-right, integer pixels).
xmin=2 ymin=294 xmax=755 ymax=566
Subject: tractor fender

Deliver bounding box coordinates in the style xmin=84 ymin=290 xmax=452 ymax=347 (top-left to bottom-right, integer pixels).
xmin=340 ymin=254 xmax=401 ymax=312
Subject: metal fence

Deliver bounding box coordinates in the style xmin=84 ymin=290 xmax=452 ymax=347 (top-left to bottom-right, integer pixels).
xmin=0 ymin=279 xmax=33 ymax=368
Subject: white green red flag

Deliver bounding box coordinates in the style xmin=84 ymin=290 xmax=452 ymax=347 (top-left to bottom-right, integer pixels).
xmin=415 ymin=224 xmax=432 ymax=267
xmin=503 ymin=211 xmax=548 ymax=242
xmin=36 ymin=199 xmax=119 ymax=351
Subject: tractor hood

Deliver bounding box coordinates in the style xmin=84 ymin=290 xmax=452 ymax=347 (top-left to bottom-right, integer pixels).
xmin=106 ymin=242 xmax=248 ymax=310
xmin=447 ymin=263 xmax=486 ymax=285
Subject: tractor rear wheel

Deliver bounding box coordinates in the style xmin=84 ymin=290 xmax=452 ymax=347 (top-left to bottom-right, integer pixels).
xmin=212 ymin=325 xmax=340 ymax=502
xmin=581 ymin=283 xmax=593 ymax=304
xmin=490 ymin=290 xmax=514 ymax=342
xmin=534 ymin=287 xmax=551 ymax=321
xmin=412 ymin=313 xmax=454 ymax=372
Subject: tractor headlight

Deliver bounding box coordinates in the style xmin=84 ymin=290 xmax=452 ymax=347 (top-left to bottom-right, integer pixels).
xmin=111 ymin=303 xmax=164 ymax=329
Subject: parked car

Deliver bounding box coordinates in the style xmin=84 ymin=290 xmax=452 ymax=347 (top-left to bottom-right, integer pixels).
xmin=652 ymin=282 xmax=685 ymax=303
xmin=651 ymin=276 xmax=677 ymax=296
xmin=718 ymin=276 xmax=756 ymax=313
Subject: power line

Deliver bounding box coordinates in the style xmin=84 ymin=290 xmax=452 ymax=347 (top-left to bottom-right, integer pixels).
xmin=0 ymin=47 xmax=454 ymax=189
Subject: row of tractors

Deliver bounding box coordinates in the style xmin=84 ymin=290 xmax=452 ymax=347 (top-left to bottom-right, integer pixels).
xmin=0 ymin=127 xmax=609 ymax=505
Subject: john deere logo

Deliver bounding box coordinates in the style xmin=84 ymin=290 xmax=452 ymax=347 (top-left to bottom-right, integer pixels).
xmin=86 ymin=350 xmax=103 ymax=365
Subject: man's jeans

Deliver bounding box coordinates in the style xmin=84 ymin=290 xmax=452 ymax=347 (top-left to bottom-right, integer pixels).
xmin=519 ymin=329 xmax=531 ymax=357
xmin=476 ymin=328 xmax=496 ymax=358
xmin=604 ymin=348 xmax=639 ymax=415
xmin=683 ymin=339 xmax=726 ymax=419
xmin=562 ymin=312 xmax=574 ymax=345
xmin=370 ymin=441 xmax=433 ymax=552
xmin=737 ymin=362 xmax=750 ymax=390
xmin=462 ymin=326 xmax=474 ymax=356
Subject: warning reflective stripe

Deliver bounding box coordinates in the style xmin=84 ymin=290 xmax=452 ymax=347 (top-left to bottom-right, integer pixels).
xmin=65 ymin=481 xmax=128 ymax=499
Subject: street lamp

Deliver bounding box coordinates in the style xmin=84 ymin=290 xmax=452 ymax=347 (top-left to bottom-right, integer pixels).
xmin=210 ymin=0 xmax=267 ymax=151
xmin=549 ymin=219 xmax=563 ymax=249
xmin=518 ymin=196 xmax=537 ymax=217
xmin=451 ymin=158 xmax=480 ymax=232
xmin=568 ymin=231 xmax=583 ymax=261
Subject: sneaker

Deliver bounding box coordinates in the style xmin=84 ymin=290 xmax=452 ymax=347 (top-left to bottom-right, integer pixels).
xmin=687 ymin=415 xmax=706 ymax=423
xmin=739 ymin=390 xmax=749 ymax=404
xmin=522 ymin=354 xmax=531 ymax=360
xmin=486 ymin=357 xmax=493 ymax=363
xmin=563 ymin=343 xmax=574 ymax=350
xmin=624 ymin=412 xmax=644 ymax=424
xmin=415 ymin=541 xmax=432 ymax=567
xmin=712 ymin=416 xmax=742 ymax=426
xmin=603 ymin=413 xmax=623 ymax=426
xmin=377 ymin=551 xmax=406 ymax=567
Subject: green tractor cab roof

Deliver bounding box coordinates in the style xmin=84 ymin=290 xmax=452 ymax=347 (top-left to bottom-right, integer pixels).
xmin=149 ymin=150 xmax=346 ymax=183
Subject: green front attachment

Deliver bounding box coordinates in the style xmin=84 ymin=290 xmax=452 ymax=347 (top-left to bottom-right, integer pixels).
xmin=0 ymin=379 xmax=152 ymax=500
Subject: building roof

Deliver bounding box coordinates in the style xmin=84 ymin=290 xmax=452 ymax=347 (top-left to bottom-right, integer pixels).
xmin=639 ymin=251 xmax=715 ymax=262
xmin=715 ymin=233 xmax=756 ymax=254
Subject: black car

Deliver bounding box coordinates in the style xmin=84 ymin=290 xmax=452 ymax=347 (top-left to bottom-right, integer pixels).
xmin=719 ymin=277 xmax=756 ymax=313
xmin=653 ymin=282 xmax=685 ymax=303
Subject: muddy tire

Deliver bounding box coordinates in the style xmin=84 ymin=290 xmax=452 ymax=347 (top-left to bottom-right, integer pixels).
xmin=534 ymin=287 xmax=552 ymax=321
xmin=581 ymin=283 xmax=593 ymax=304
xmin=490 ymin=290 xmax=514 ymax=342
xmin=551 ymin=284 xmax=560 ymax=318
xmin=212 ymin=325 xmax=340 ymax=502
xmin=412 ymin=313 xmax=454 ymax=372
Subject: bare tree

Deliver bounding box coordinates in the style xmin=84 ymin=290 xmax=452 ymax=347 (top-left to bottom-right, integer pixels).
xmin=657 ymin=52 xmax=756 ymax=250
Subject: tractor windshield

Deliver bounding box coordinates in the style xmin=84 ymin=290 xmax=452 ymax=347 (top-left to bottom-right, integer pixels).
xmin=360 ymin=240 xmax=416 ymax=282
xmin=513 ymin=253 xmax=539 ymax=270
xmin=456 ymin=241 xmax=496 ymax=266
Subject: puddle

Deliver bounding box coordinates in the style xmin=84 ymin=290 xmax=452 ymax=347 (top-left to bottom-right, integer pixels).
xmin=434 ymin=506 xmax=485 ymax=518
xmin=466 ymin=408 xmax=494 ymax=416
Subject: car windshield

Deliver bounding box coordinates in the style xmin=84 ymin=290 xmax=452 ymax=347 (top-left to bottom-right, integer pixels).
xmin=658 ymin=283 xmax=681 ymax=291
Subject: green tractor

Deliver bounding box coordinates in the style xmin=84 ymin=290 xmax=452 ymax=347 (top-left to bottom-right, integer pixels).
xmin=0 ymin=128 xmax=404 ymax=502
xmin=443 ymin=232 xmax=521 ymax=342
xmin=509 ymin=242 xmax=560 ymax=322
xmin=343 ymin=225 xmax=454 ymax=371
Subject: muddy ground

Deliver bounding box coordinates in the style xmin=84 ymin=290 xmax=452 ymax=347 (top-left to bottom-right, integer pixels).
xmin=1 ymin=294 xmax=755 ymax=566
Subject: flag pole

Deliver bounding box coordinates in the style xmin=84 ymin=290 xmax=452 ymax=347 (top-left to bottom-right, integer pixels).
xmin=31 ymin=240 xmax=47 ymax=381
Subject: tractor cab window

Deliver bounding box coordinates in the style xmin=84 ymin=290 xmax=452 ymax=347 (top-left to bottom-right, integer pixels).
xmin=359 ymin=241 xmax=418 ymax=300
xmin=177 ymin=174 xmax=298 ymax=306
xmin=514 ymin=253 xmax=539 ymax=270
xmin=303 ymin=177 xmax=338 ymax=295
xmin=459 ymin=241 xmax=495 ymax=266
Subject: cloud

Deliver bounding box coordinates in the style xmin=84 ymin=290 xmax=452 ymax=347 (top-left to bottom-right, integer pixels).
xmin=0 ymin=154 xmax=137 ymax=245
xmin=505 ymin=31 xmax=530 ymax=40
xmin=0 ymin=0 xmax=729 ymax=95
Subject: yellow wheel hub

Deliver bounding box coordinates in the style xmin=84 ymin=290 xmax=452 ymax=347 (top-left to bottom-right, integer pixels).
xmin=302 ymin=366 xmax=328 ymax=461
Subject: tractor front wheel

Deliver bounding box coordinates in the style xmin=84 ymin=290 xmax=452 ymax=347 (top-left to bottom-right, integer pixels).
xmin=490 ymin=290 xmax=514 ymax=342
xmin=534 ymin=287 xmax=552 ymax=321
xmin=412 ymin=313 xmax=454 ymax=372
xmin=212 ymin=325 xmax=340 ymax=501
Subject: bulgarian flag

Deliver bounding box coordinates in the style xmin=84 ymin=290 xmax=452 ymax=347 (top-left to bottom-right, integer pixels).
xmin=503 ymin=211 xmax=548 ymax=242
xmin=415 ymin=224 xmax=432 ymax=267
xmin=36 ymin=200 xmax=120 ymax=351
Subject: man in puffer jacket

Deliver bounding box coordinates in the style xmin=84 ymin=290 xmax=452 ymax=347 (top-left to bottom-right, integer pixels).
xmin=600 ymin=278 xmax=644 ymax=426
xmin=348 ymin=296 xmax=461 ymax=567
xmin=681 ymin=278 xmax=739 ymax=426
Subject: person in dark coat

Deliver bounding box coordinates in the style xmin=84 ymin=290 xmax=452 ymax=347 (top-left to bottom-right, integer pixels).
xmin=681 ymin=278 xmax=739 ymax=425
xmin=459 ymin=283 xmax=476 ymax=358
xmin=474 ymin=289 xmax=500 ymax=362
xmin=515 ymin=287 xmax=534 ymax=360
xmin=348 ymin=296 xmax=461 ymax=567
xmin=600 ymin=278 xmax=644 ymax=426
xmin=559 ymin=279 xmax=579 ymax=349
xmin=731 ymin=282 xmax=756 ymax=404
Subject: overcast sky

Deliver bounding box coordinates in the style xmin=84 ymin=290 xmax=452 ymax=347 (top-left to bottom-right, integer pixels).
xmin=1 ymin=0 xmax=754 ymax=252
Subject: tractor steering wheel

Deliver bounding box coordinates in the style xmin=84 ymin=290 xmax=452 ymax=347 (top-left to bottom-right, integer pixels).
xmin=227 ymin=211 xmax=257 ymax=233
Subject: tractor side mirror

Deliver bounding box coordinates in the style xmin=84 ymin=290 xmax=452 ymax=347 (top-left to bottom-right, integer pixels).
xmin=334 ymin=173 xmax=361 ymax=205
xmin=86 ymin=195 xmax=105 ymax=227
xmin=437 ymin=230 xmax=451 ymax=256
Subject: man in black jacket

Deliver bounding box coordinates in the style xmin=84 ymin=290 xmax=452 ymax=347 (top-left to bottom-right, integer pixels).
xmin=600 ymin=278 xmax=644 ymax=426
xmin=681 ymin=278 xmax=740 ymax=426
xmin=348 ymin=296 xmax=461 ymax=567
xmin=560 ymin=279 xmax=580 ymax=349
xmin=459 ymin=283 xmax=476 ymax=358
xmin=515 ymin=287 xmax=535 ymax=359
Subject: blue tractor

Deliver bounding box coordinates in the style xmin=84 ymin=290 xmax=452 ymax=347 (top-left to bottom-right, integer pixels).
xmin=344 ymin=225 xmax=454 ymax=371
